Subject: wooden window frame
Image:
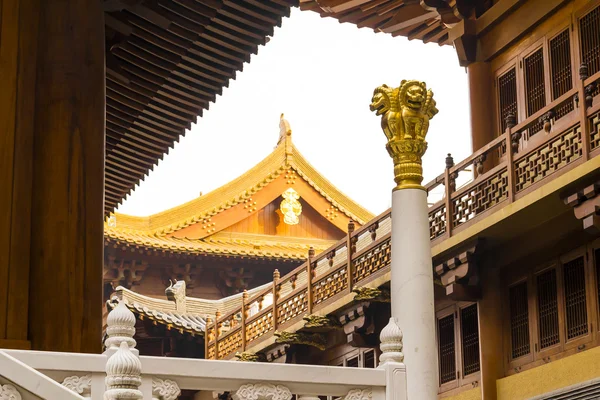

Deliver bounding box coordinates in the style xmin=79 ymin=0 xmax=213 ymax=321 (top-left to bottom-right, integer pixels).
xmin=504 ymin=276 xmax=535 ymax=371
xmin=504 ymin=242 xmax=600 ymax=375
xmin=574 ymin=2 xmax=600 ymax=78
xmin=328 ymin=347 xmax=379 ymax=369
xmin=494 ymin=58 xmax=521 ymax=138
xmin=519 ymin=39 xmax=550 ymax=122
xmin=547 ymin=24 xmax=576 ymax=101
xmin=435 ymin=302 xmax=481 ymax=394
xmin=560 ymin=247 xmax=594 ymax=351
xmin=532 ymin=262 xmax=565 ymax=360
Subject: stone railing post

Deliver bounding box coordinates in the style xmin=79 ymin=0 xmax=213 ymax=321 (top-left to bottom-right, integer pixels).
xmin=378 ymin=318 xmax=407 ymax=400
xmin=104 ymin=342 xmax=143 ymax=400
xmin=370 ymin=81 xmax=438 ymax=400
xmin=105 ymin=300 xmax=138 ymax=356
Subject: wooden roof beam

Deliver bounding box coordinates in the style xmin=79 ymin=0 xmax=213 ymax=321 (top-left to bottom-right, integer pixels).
xmin=380 ymin=5 xmax=438 ymax=33
xmin=318 ymin=0 xmax=372 ymax=13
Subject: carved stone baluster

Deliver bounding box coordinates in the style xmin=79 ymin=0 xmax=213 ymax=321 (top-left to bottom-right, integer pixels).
xmin=104 ymin=342 xmax=142 ymax=400
xmin=105 ymin=300 xmax=137 ymax=355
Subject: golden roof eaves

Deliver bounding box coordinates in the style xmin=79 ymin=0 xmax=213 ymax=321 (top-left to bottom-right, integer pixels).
xmin=107 ymin=132 xmax=374 ymax=235
xmin=289 ymin=144 xmax=374 ymax=224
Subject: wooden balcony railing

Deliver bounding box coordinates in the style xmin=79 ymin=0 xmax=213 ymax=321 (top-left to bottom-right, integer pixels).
xmin=206 ymin=64 xmax=600 ymax=360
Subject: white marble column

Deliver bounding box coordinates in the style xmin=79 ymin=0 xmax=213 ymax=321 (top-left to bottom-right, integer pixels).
xmin=391 ymin=189 xmax=438 ymax=400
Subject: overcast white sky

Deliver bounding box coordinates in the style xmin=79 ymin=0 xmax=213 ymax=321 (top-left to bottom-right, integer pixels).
xmin=118 ymin=8 xmax=471 ymax=217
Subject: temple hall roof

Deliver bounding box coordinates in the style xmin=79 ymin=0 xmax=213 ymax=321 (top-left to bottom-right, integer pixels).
xmin=105 ymin=115 xmax=374 ymax=260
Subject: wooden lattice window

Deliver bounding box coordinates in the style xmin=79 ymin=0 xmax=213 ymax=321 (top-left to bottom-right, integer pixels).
xmin=537 ymin=269 xmax=560 ymax=349
xmin=563 ymin=256 xmax=588 ymax=340
xmin=346 ymin=355 xmax=359 ymax=368
xmin=498 ymin=67 xmax=518 ymax=132
xmin=597 ymin=249 xmax=600 ymax=319
xmin=460 ymin=304 xmax=480 ymax=376
xmin=509 ymin=282 xmax=530 ymax=359
xmin=438 ymin=314 xmax=456 ymax=384
xmin=363 ymin=349 xmax=375 ymax=369
xmin=524 ymin=48 xmax=547 ymax=121
xmin=550 ymin=30 xmax=573 ymax=99
xmin=580 ymin=5 xmax=600 ymax=76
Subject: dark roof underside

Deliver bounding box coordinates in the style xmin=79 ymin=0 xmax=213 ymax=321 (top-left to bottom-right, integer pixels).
xmin=103 ymin=0 xmax=298 ymax=214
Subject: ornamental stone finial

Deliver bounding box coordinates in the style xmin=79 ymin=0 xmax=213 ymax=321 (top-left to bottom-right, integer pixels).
xmin=105 ymin=299 xmax=137 ymax=352
xmin=104 ymin=342 xmax=142 ymax=400
xmin=370 ymin=80 xmax=438 ymax=190
xmin=378 ymin=317 xmax=404 ymax=366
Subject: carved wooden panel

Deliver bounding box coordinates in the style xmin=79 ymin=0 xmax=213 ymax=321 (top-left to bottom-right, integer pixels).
xmin=312 ymin=267 xmax=348 ymax=305
xmin=207 ymin=343 xmax=216 ymax=359
xmin=452 ymin=168 xmax=509 ymax=228
xmin=277 ymin=289 xmax=308 ymax=326
xmin=429 ymin=204 xmax=447 ymax=240
xmin=550 ymin=30 xmax=573 ymax=101
xmin=591 ymin=112 xmax=600 ymax=151
xmin=514 ymin=125 xmax=582 ymax=193
xmin=246 ymin=310 xmax=273 ymax=344
xmin=353 ymin=238 xmax=391 ymax=284
xmin=217 ymin=328 xmax=242 ymax=359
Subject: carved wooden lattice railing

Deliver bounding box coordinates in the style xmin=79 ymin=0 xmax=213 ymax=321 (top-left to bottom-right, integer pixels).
xmin=207 ymin=65 xmax=600 ymax=360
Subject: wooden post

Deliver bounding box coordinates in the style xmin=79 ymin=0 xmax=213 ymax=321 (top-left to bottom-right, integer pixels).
xmin=0 ymin=0 xmax=105 ymax=352
xmin=241 ymin=290 xmax=248 ymax=351
xmin=307 ymin=247 xmax=315 ymax=314
xmin=204 ymin=316 xmax=211 ymax=359
xmin=579 ymin=63 xmax=591 ymax=160
xmin=346 ymin=220 xmax=355 ymax=292
xmin=444 ymin=154 xmax=454 ymax=239
xmin=215 ymin=311 xmax=221 ymax=359
xmin=505 ymin=114 xmax=517 ymax=202
xmin=468 ymin=63 xmax=496 ymax=153
xmin=272 ymin=270 xmax=280 ymax=331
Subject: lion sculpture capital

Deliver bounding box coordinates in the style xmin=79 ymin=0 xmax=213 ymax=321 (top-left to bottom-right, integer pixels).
xmin=370 ymin=80 xmax=438 ymax=190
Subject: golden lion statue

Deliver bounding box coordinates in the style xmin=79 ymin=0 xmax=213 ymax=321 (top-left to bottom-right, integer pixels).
xmin=370 ymin=80 xmax=438 ymax=190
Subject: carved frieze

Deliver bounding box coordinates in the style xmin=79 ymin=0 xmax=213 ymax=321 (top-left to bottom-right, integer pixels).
xmin=104 ymin=256 xmax=148 ymax=289
xmin=62 ymin=375 xmax=92 ymax=397
xmin=233 ymin=383 xmax=292 ymax=400
xmin=0 ymin=384 xmax=22 ymax=400
xmin=152 ymin=378 xmax=181 ymax=400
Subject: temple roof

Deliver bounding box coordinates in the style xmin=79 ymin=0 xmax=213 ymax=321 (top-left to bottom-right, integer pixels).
xmin=105 ymin=115 xmax=374 ymax=260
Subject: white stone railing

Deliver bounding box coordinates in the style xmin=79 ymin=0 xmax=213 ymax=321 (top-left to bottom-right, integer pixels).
xmin=0 ymin=301 xmax=407 ymax=400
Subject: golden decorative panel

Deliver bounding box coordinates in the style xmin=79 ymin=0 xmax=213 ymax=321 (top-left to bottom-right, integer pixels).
xmin=246 ymin=310 xmax=273 ymax=344
xmin=429 ymin=204 xmax=447 ymax=240
xmin=353 ymin=239 xmax=391 ymax=284
xmin=312 ymin=267 xmax=348 ymax=305
xmin=514 ymin=125 xmax=582 ymax=193
xmin=277 ymin=289 xmax=308 ymax=326
xmin=370 ymin=80 xmax=438 ymax=190
xmin=452 ymin=168 xmax=509 ymax=228
xmin=280 ymin=188 xmax=302 ymax=225
xmin=207 ymin=344 xmax=216 ymax=360
xmin=217 ymin=328 xmax=242 ymax=359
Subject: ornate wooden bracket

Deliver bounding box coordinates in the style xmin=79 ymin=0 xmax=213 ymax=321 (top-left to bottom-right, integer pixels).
xmin=104 ymin=256 xmax=148 ymax=289
xmin=564 ymin=181 xmax=600 ymax=233
xmin=217 ymin=267 xmax=254 ymax=296
xmin=274 ymin=331 xmax=326 ymax=351
xmin=352 ymin=287 xmax=391 ymax=303
xmin=338 ymin=302 xmax=377 ymax=348
xmin=302 ymin=314 xmax=342 ymax=331
xmin=434 ymin=243 xmax=481 ymax=301
xmin=168 ymin=263 xmax=201 ymax=289
xmin=264 ymin=344 xmax=290 ymax=363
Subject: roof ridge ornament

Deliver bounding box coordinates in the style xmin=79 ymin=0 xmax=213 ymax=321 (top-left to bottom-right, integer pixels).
xmin=278 ymin=113 xmax=293 ymax=163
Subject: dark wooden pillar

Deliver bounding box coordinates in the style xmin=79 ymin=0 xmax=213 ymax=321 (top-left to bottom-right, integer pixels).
xmin=0 ymin=0 xmax=105 ymax=353
xmin=468 ymin=62 xmax=495 ymax=152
